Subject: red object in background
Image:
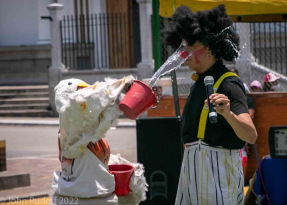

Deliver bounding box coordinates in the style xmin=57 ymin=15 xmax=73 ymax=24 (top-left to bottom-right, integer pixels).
xmin=109 ymin=164 xmax=134 ymax=196
xmin=241 ymin=148 xmax=248 ymax=167
xmin=119 ymin=80 xmax=157 ymax=120
xmin=180 ymin=51 xmax=188 ymax=58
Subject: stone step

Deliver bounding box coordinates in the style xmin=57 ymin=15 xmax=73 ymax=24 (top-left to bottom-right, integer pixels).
xmin=0 ymin=92 xmax=49 ymax=99
xmin=0 ymin=85 xmax=49 ymax=94
xmin=0 ymin=109 xmax=51 ymax=117
xmin=0 ymin=172 xmax=30 ymax=190
xmin=0 ymin=104 xmax=49 ymax=110
xmin=0 ymin=85 xmax=51 ymax=117
xmin=0 ymin=98 xmax=49 ymax=105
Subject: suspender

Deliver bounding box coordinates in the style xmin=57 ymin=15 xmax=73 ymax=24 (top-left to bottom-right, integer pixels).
xmin=197 ymin=72 xmax=238 ymax=139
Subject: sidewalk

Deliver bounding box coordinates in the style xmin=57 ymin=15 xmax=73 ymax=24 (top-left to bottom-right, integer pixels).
xmin=0 ymin=117 xmax=136 ymax=203
xmin=0 ymin=117 xmax=136 ymax=128
xmin=0 ymin=157 xmax=59 ymax=202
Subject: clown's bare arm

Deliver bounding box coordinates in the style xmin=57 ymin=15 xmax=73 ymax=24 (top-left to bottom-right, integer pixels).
xmin=224 ymin=112 xmax=257 ymax=144
xmin=207 ymin=93 xmax=257 ymax=144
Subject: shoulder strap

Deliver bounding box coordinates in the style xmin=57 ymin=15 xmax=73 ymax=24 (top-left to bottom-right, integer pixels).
xmin=197 ymin=72 xmax=238 ymax=139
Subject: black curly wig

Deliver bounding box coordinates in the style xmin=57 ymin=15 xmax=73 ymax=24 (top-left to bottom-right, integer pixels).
xmin=163 ymin=4 xmax=240 ymax=61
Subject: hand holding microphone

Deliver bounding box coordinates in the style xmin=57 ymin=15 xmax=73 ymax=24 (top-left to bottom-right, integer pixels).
xmin=204 ymin=76 xmax=231 ymax=121
xmin=204 ymin=76 xmax=217 ymax=123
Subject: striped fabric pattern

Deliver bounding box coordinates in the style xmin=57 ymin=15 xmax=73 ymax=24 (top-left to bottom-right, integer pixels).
xmin=175 ymin=141 xmax=244 ymax=205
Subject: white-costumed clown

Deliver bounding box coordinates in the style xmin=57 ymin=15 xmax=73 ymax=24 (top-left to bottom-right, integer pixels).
xmin=50 ymin=76 xmax=148 ymax=205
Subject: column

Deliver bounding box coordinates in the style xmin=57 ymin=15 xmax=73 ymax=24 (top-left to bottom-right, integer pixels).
xmin=47 ymin=3 xmax=64 ymax=116
xmin=137 ymin=0 xmax=154 ymax=80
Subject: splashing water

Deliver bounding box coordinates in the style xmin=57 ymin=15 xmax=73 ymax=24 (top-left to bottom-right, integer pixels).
xmin=242 ymin=42 xmax=247 ymax=50
xmin=233 ymin=42 xmax=248 ymax=61
xmin=213 ymin=26 xmax=232 ymax=37
xmin=149 ymin=46 xmax=192 ymax=87
xmin=224 ymin=39 xmax=240 ymax=58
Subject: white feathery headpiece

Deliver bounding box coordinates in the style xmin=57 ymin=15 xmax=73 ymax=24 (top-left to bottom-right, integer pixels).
xmin=55 ymin=76 xmax=135 ymax=159
xmin=54 ymin=78 xmax=88 ymax=113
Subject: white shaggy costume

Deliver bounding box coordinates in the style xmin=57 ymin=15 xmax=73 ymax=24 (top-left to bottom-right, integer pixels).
xmin=50 ymin=77 xmax=147 ymax=205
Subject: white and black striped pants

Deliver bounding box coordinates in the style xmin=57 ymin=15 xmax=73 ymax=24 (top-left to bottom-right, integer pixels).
xmin=175 ymin=141 xmax=244 ymax=205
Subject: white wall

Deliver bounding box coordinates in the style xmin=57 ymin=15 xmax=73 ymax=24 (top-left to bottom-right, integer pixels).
xmin=90 ymin=0 xmax=106 ymax=13
xmin=0 ymin=0 xmax=89 ymax=47
xmin=37 ymin=0 xmax=53 ymax=45
xmin=0 ymin=0 xmax=38 ymax=46
xmin=37 ymin=0 xmax=75 ymax=45
xmin=59 ymin=0 xmax=75 ymax=16
xmin=0 ymin=0 xmax=108 ymax=70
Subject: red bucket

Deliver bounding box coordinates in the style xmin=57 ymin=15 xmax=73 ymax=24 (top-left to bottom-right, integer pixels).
xmin=119 ymin=80 xmax=157 ymax=120
xmin=109 ymin=164 xmax=134 ymax=196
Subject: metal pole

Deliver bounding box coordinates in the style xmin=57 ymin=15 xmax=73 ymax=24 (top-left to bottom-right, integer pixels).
xmin=103 ymin=13 xmax=107 ymax=68
xmin=91 ymin=14 xmax=95 ymax=68
xmin=72 ymin=16 xmax=76 ymax=70
xmin=152 ymin=0 xmax=162 ymax=72
xmin=167 ymin=46 xmax=180 ymax=117
xmin=171 ymin=70 xmax=181 ymax=117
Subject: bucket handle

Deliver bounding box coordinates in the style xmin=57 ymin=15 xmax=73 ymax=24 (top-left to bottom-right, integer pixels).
xmin=151 ymin=101 xmax=159 ymax=109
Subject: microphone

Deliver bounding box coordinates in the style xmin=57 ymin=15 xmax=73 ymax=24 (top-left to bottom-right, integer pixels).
xmin=204 ymin=76 xmax=217 ymax=123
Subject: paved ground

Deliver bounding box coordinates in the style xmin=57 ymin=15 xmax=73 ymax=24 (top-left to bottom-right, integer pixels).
xmin=0 ymin=121 xmax=137 ymax=202
xmin=0 ymin=157 xmax=60 ymax=202
xmin=1 ymin=126 xmax=59 ymax=158
xmin=0 ymin=125 xmax=137 ymax=160
xmin=0 ymin=117 xmax=136 ymax=127
xmin=1 ymin=197 xmax=51 ymax=205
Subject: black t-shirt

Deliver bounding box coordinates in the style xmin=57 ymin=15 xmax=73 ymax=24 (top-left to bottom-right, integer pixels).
xmin=247 ymin=96 xmax=255 ymax=110
xmin=181 ymin=60 xmax=249 ymax=149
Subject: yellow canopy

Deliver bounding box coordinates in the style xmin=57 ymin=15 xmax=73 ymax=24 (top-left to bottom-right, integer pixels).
xmin=160 ymin=0 xmax=287 ymax=19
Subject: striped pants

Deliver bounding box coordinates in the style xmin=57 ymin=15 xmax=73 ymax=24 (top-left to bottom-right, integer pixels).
xmin=175 ymin=141 xmax=244 ymax=205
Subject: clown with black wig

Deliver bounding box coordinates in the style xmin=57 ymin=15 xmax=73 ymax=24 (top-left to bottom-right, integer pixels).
xmin=164 ymin=5 xmax=257 ymax=205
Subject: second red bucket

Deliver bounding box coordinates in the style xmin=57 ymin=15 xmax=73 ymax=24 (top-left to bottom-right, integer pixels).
xmin=109 ymin=164 xmax=134 ymax=196
xmin=119 ymin=80 xmax=157 ymax=120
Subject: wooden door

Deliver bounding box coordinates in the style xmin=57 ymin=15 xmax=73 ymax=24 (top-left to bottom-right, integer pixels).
xmin=106 ymin=0 xmax=134 ymax=68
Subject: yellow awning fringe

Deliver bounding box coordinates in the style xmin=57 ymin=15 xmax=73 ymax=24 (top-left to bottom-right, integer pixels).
xmin=160 ymin=0 xmax=287 ymax=18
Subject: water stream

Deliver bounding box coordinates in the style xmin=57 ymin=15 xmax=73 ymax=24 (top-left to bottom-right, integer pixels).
xmin=148 ymin=49 xmax=192 ymax=87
